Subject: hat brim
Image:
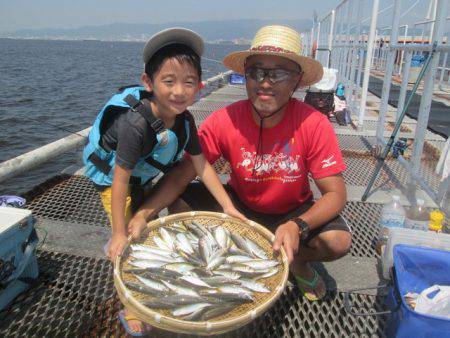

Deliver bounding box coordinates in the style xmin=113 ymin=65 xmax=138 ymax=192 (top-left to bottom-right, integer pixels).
xmin=223 ymin=50 xmax=323 ymax=87
xmin=143 ymin=27 xmax=204 ymax=64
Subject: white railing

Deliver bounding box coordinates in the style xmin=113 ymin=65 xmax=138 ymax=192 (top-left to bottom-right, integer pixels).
xmin=303 ymin=0 xmax=450 ymax=210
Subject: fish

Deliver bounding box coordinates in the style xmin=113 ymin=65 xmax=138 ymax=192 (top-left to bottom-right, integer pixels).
xmin=173 ymin=303 xmax=212 ymax=317
xmin=160 ymin=228 xmax=176 ymax=251
xmin=161 ymin=280 xmax=200 ymax=297
xmin=201 ymin=304 xmax=237 ymax=320
xmin=125 ymin=281 xmax=168 ymax=297
xmin=128 ymin=260 xmax=167 ymax=269
xmin=240 ymin=259 xmax=279 ymax=270
xmin=130 ymin=251 xmax=184 ymax=263
xmin=135 ymin=275 xmax=168 ymax=293
xmin=245 ymin=238 xmax=268 ymax=259
xmin=125 ymin=221 xmax=281 ymax=321
xmin=238 ymin=279 xmax=270 ymax=293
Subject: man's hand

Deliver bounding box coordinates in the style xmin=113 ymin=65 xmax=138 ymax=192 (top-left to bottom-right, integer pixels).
xmin=223 ymin=206 xmax=248 ymax=222
xmin=108 ymin=233 xmax=128 ymax=263
xmin=127 ymin=215 xmax=148 ymax=240
xmin=273 ymin=221 xmax=300 ymax=264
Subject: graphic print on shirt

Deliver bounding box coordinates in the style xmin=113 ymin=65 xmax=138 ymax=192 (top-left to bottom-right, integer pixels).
xmin=321 ymin=154 xmax=337 ymax=169
xmin=236 ymin=143 xmax=302 ymax=183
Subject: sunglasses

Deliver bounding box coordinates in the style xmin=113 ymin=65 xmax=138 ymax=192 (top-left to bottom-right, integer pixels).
xmin=244 ymin=67 xmax=300 ymax=84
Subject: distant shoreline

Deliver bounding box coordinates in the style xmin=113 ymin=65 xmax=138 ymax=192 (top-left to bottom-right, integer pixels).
xmin=0 ymin=36 xmax=251 ymax=45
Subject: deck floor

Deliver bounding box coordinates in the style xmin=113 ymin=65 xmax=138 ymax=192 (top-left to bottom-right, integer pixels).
xmin=1 ymin=83 xmax=447 ymax=337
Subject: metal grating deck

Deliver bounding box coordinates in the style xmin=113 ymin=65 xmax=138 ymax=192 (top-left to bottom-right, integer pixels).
xmin=25 ymin=175 xmax=383 ymax=259
xmin=0 ymin=251 xmax=122 ymax=337
xmin=0 ymin=250 xmax=387 ymax=338
xmin=26 ymin=175 xmax=110 ymax=227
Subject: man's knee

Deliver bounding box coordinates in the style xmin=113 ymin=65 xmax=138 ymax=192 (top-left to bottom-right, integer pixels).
xmin=311 ymin=230 xmax=352 ymax=260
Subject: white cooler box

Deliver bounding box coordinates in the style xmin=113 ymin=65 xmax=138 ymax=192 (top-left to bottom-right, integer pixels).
xmin=381 ymin=227 xmax=450 ymax=279
xmin=0 ymin=207 xmax=39 ymax=310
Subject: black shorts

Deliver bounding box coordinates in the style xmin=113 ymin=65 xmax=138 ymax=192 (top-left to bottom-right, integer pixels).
xmin=180 ymin=182 xmax=351 ymax=245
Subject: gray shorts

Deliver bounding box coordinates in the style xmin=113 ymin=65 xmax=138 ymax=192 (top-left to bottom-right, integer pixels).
xmin=180 ymin=182 xmax=350 ymax=246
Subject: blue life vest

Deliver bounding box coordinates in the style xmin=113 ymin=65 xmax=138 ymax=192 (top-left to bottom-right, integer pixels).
xmin=82 ymin=86 xmax=190 ymax=187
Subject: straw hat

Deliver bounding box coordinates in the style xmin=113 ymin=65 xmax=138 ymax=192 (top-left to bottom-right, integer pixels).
xmin=223 ymin=25 xmax=323 ymax=87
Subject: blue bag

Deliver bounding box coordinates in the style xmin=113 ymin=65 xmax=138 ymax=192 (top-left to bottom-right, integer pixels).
xmin=0 ymin=207 xmax=39 ymax=310
xmin=386 ymin=244 xmax=450 ymax=338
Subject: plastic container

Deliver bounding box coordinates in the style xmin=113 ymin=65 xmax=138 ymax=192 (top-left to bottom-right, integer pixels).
xmin=381 ymin=227 xmax=450 ymax=279
xmin=408 ymin=54 xmax=425 ymax=84
xmin=404 ymin=198 xmax=428 ymax=231
xmin=0 ymin=207 xmax=39 ymax=310
xmin=377 ymin=195 xmax=406 ymax=252
xmin=428 ymin=210 xmax=445 ymax=233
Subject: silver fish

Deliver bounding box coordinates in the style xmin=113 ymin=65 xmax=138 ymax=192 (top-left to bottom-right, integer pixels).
xmin=129 ymin=260 xmax=167 ymax=269
xmin=161 ymin=280 xmax=199 ymax=297
xmin=135 ymin=275 xmax=168 ymax=292
xmin=225 ymin=255 xmax=254 ymax=264
xmin=230 ymin=232 xmax=251 ymax=254
xmin=130 ymin=251 xmax=183 ymax=263
xmin=238 ymin=279 xmax=270 ymax=293
xmin=125 ymin=281 xmax=168 ymax=297
xmin=130 ymin=244 xmax=172 ymax=256
xmin=201 ymin=304 xmax=237 ymax=320
xmin=179 ymin=275 xmax=212 ymax=289
xmin=240 ymin=259 xmax=279 ymax=270
xmin=199 ymin=236 xmax=212 ymax=264
xmin=164 ymin=262 xmax=196 ymax=273
xmin=153 ymin=236 xmax=171 ymax=251
xmin=245 ymin=238 xmax=268 ymax=259
xmin=214 ymin=226 xmax=231 ymax=250
xmin=256 ymin=266 xmax=279 ymax=279
xmin=213 ymin=269 xmax=241 ymax=280
xmin=206 ymin=256 xmax=226 ymax=271
xmin=173 ymin=303 xmax=212 ymax=317
xmin=176 ymin=232 xmax=194 ymax=254
xmin=160 ymin=228 xmax=176 ymax=251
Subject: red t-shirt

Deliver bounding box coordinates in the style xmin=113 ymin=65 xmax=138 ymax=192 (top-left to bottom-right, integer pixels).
xmin=198 ymin=99 xmax=346 ymax=214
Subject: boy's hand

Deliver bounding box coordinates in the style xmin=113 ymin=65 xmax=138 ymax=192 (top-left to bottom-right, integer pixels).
xmin=127 ymin=216 xmax=147 ymax=240
xmin=108 ymin=233 xmax=128 ymax=262
xmin=223 ymin=206 xmax=248 ymax=222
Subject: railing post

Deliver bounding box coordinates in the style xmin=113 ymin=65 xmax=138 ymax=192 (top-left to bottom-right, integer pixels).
xmin=411 ymin=0 xmax=448 ymax=198
xmin=358 ymin=0 xmax=380 ymax=128
xmin=376 ymin=0 xmax=402 ymax=144
xmin=328 ymin=10 xmax=336 ymax=68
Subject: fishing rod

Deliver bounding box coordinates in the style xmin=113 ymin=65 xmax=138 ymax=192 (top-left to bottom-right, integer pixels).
xmin=361 ymin=41 xmax=438 ymax=202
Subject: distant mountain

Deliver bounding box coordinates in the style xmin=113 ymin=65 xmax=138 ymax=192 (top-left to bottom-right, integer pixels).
xmin=0 ymin=19 xmax=313 ymax=42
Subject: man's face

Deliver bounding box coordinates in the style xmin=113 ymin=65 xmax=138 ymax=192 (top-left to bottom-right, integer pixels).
xmin=244 ymin=55 xmax=301 ymax=117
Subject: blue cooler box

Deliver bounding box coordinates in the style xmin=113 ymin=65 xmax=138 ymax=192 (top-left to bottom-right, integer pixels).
xmin=0 ymin=207 xmax=39 ymax=310
xmin=386 ymin=244 xmax=450 ymax=338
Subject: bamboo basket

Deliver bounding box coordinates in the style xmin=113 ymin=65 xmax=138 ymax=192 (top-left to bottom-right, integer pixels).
xmin=114 ymin=211 xmax=289 ymax=335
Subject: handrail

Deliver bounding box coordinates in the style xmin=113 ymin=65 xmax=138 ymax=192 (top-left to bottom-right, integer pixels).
xmin=0 ymin=128 xmax=90 ymax=184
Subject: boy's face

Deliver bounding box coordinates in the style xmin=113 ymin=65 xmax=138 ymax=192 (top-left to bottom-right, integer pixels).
xmin=142 ymin=58 xmax=199 ymax=118
xmin=244 ymin=55 xmax=301 ymax=118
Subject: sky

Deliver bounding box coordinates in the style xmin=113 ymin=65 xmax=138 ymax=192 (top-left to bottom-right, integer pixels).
xmin=0 ymin=0 xmax=439 ymax=33
xmin=0 ymin=0 xmax=341 ymax=31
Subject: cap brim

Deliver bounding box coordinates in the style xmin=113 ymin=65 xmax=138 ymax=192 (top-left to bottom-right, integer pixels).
xmin=223 ymin=50 xmax=323 ymax=87
xmin=143 ymin=27 xmax=204 ymax=64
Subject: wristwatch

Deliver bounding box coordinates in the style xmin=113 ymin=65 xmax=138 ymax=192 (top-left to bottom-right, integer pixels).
xmin=291 ymin=218 xmax=310 ymax=242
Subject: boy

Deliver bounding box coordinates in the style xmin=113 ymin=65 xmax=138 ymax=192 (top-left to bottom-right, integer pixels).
xmin=83 ymin=27 xmax=245 ymax=335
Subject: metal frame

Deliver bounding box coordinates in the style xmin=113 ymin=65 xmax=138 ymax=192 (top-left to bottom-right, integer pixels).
xmin=306 ymin=0 xmax=450 ymax=210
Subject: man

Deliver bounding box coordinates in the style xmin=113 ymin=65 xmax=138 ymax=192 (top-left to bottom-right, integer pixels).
xmin=129 ymin=25 xmax=351 ymax=301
